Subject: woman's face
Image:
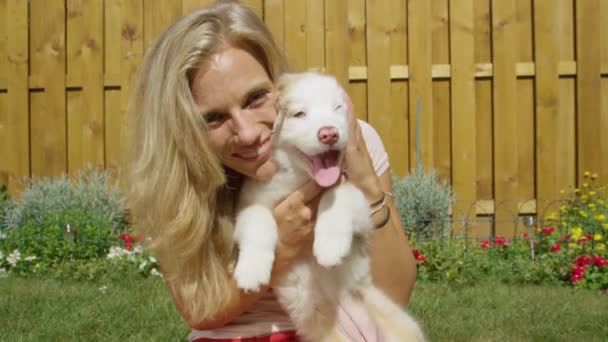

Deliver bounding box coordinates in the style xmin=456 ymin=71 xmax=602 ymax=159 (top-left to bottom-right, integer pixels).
xmin=191 ymin=46 xmax=278 ymax=180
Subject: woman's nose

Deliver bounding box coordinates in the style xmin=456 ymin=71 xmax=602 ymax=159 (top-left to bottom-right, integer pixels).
xmin=231 ymin=110 xmax=259 ymax=145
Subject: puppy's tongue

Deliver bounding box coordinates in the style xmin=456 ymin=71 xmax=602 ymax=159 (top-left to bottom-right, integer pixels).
xmin=311 ymin=151 xmax=341 ymax=187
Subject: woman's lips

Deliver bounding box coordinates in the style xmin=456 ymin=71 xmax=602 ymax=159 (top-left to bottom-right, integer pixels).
xmin=232 ymin=139 xmax=272 ymax=162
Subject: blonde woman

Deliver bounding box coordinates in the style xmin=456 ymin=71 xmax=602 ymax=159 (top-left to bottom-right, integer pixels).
xmin=127 ymin=1 xmax=417 ymax=341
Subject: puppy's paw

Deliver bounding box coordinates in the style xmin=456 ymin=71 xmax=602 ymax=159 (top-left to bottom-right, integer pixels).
xmin=313 ymin=234 xmax=352 ymax=267
xmin=233 ymin=251 xmax=274 ymax=292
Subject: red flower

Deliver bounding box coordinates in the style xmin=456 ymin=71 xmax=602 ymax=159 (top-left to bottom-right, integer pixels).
xmin=570 ymin=272 xmax=584 ymax=283
xmin=494 ymin=236 xmax=510 ymax=247
xmin=481 ymin=240 xmax=490 ymax=249
xmin=522 ymin=232 xmax=529 ymax=239
xmin=412 ymin=249 xmax=426 ymax=263
xmin=592 ymin=255 xmax=608 ymax=268
xmin=550 ymin=243 xmax=561 ymax=252
xmin=125 ymin=242 xmax=133 ymax=251
xmin=120 ymin=232 xmax=134 ymax=243
xmin=562 ymin=234 xmax=571 ymax=242
xmin=573 ymin=255 xmax=592 ymax=266
xmin=541 ymin=226 xmax=555 ymax=236
xmin=570 ymin=265 xmax=587 ymax=283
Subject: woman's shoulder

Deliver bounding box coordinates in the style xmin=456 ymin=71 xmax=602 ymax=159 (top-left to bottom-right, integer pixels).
xmin=357 ymin=119 xmax=390 ymax=176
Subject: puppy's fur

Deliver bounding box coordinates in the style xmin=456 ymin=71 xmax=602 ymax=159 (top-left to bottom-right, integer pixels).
xmin=233 ymin=73 xmax=425 ymax=341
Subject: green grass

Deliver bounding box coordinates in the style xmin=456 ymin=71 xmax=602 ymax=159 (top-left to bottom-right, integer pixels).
xmin=1 ymin=276 xmax=607 ymax=341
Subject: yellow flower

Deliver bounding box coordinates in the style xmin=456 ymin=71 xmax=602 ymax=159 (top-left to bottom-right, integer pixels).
xmin=588 ymin=203 xmax=596 ymax=209
xmin=571 ymin=227 xmax=583 ymax=240
xmin=594 ymin=233 xmax=603 ymax=241
xmin=596 ymin=214 xmax=606 ymax=222
xmin=560 ymin=205 xmax=567 ymax=212
xmin=581 ymin=195 xmax=588 ymax=202
xmin=603 ymin=223 xmax=608 ymax=230
xmin=560 ymin=189 xmax=565 ymax=195
xmin=589 ymin=191 xmax=596 ymax=196
xmin=584 ymin=171 xmax=591 ymax=178
xmin=546 ymin=212 xmax=558 ymax=220
xmin=579 ymin=211 xmax=588 ymax=218
xmin=597 ymin=243 xmax=606 ymax=251
xmin=599 ymin=200 xmax=605 ymax=205
xmin=591 ymin=173 xmax=598 ymax=179
xmin=574 ymin=188 xmax=580 ymax=194
xmin=583 ymin=183 xmax=589 ymax=188
xmin=568 ymin=242 xmax=579 ymax=250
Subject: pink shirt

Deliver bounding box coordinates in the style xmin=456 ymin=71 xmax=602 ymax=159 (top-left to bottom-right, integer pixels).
xmin=188 ymin=121 xmax=390 ymax=340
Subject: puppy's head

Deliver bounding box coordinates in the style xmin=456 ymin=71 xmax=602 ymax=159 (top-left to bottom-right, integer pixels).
xmin=274 ymin=72 xmax=349 ymax=188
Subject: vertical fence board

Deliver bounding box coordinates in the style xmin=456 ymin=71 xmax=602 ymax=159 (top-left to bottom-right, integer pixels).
xmin=408 ymin=0 xmax=433 ymax=169
xmin=431 ymin=0 xmax=450 ymax=181
xmin=556 ymin=0 xmax=576 ymax=195
xmin=450 ymin=0 xmax=477 ymax=222
xmin=576 ymin=0 xmax=604 ymax=181
xmin=534 ymin=0 xmax=561 ymax=205
xmin=474 ymin=0 xmax=493 ymax=200
xmin=284 ymin=0 xmax=307 ymax=71
xmin=30 ymin=0 xmax=66 ymax=178
xmin=388 ymin=0 xmax=408 ymax=176
xmin=182 ymin=0 xmax=214 ymax=15
xmin=1 ymin=0 xmax=29 ymax=195
xmin=325 ymin=0 xmax=348 ymax=87
xmin=144 ymin=1 xmax=182 ymax=49
xmin=347 ymin=0 xmax=367 ymax=122
xmin=0 ymin=0 xmax=6 ymax=90
xmin=601 ymin=1 xmax=608 ymax=182
xmin=516 ymin=0 xmax=534 ymax=200
xmin=67 ymin=0 xmax=105 ymax=174
xmin=306 ymin=0 xmax=325 ymax=71
xmin=241 ymin=0 xmax=263 ymax=19
xmin=264 ymin=0 xmax=284 ymax=52
xmin=366 ymin=0 xmax=392 ymax=170
xmin=492 ymin=0 xmax=519 ymax=236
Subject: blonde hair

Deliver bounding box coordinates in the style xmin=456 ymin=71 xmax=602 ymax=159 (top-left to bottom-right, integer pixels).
xmin=126 ymin=0 xmax=287 ymax=323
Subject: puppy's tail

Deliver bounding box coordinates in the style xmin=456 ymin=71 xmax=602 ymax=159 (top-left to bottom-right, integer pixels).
xmin=359 ymin=287 xmax=427 ymax=342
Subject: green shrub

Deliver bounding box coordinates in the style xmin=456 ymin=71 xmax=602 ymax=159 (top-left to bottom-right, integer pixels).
xmin=3 ymin=167 xmax=126 ymax=231
xmin=0 ymin=185 xmax=13 ymax=228
xmin=393 ymin=167 xmax=454 ymax=239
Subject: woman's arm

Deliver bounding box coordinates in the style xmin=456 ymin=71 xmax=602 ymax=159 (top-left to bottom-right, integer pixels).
xmin=166 ymin=180 xmax=322 ymax=330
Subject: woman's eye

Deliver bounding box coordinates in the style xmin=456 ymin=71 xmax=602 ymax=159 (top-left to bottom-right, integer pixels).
xmin=247 ymin=89 xmax=269 ymax=107
xmin=293 ymin=111 xmax=305 ymax=118
xmin=203 ymin=112 xmax=227 ymax=126
xmin=335 ymin=105 xmax=343 ymax=111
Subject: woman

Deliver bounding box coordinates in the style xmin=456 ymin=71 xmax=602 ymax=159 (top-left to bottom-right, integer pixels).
xmin=126 ymin=1 xmax=417 ymax=341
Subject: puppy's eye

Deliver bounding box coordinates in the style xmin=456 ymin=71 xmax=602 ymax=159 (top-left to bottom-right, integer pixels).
xmin=293 ymin=111 xmax=305 ymax=118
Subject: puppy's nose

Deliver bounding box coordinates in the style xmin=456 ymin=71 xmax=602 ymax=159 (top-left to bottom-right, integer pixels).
xmin=318 ymin=126 xmax=339 ymax=145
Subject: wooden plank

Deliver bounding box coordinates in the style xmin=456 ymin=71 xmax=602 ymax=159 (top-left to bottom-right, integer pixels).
xmin=1 ymin=0 xmax=29 ymax=195
xmin=307 ymin=0 xmax=325 ymax=71
xmin=474 ymin=0 xmax=492 ymax=200
xmin=347 ymin=0 xmax=367 ymax=122
xmin=601 ymin=1 xmax=608 ymax=182
xmin=0 ymin=0 xmax=6 ymax=90
xmin=30 ymin=0 xmax=67 ymax=178
xmin=602 ymin=0 xmax=608 ymax=77
xmin=450 ymin=0 xmax=477 ymax=223
xmin=240 ymin=0 xmax=263 ymax=19
xmin=283 ymin=0 xmax=307 ymax=71
xmin=325 ymin=0 xmax=348 ymax=87
xmin=407 ymin=0 xmax=433 ymax=170
xmin=182 ymin=0 xmax=214 ymax=15
xmin=264 ymin=0 xmax=285 ymax=52
xmin=144 ymin=1 xmax=182 ymax=49
xmin=576 ymin=0 xmax=603 ymax=182
xmin=366 ymin=0 xmax=392 ymax=172
xmin=66 ymin=0 xmax=105 ymax=175
xmin=492 ymin=0 xmax=519 ymax=236
xmin=516 ymin=0 xmax=534 ymax=200
xmin=431 ymin=0 xmax=450 ymax=181
xmin=534 ymin=0 xmax=561 ymax=203
xmin=387 ymin=0 xmax=408 ymax=176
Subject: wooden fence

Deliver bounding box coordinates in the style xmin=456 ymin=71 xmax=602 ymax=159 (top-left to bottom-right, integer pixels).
xmin=1 ymin=0 xmax=607 ymax=229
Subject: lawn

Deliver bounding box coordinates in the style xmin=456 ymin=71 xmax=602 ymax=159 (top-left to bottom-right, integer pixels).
xmin=2 ymin=276 xmax=607 ymax=341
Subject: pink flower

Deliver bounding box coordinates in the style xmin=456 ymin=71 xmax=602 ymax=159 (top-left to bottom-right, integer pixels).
xmin=412 ymin=249 xmax=426 ymax=263
xmin=550 ymin=243 xmax=561 ymax=252
xmin=494 ymin=236 xmax=510 ymax=247
xmin=481 ymin=240 xmax=490 ymax=249
xmin=541 ymin=226 xmax=555 ymax=236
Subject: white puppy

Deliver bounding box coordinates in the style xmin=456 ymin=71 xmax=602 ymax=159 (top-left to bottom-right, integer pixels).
xmin=233 ymin=72 xmax=426 ymax=342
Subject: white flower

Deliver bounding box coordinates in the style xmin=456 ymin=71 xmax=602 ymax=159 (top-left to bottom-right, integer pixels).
xmin=139 ymin=261 xmax=148 ymax=271
xmin=7 ymin=249 xmax=20 ymax=266
xmin=150 ymin=268 xmax=162 ymax=277
xmin=149 ymin=256 xmax=157 ymax=264
xmin=24 ymin=256 xmax=37 ymax=262
xmin=134 ymin=244 xmax=143 ymax=254
xmin=99 ymin=285 xmax=108 ymax=294
xmin=107 ymin=246 xmax=131 ymax=259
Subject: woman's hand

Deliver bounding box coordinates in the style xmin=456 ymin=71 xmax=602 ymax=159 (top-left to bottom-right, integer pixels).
xmin=269 ymin=180 xmax=322 ymax=284
xmin=341 ymin=90 xmax=384 ymax=202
